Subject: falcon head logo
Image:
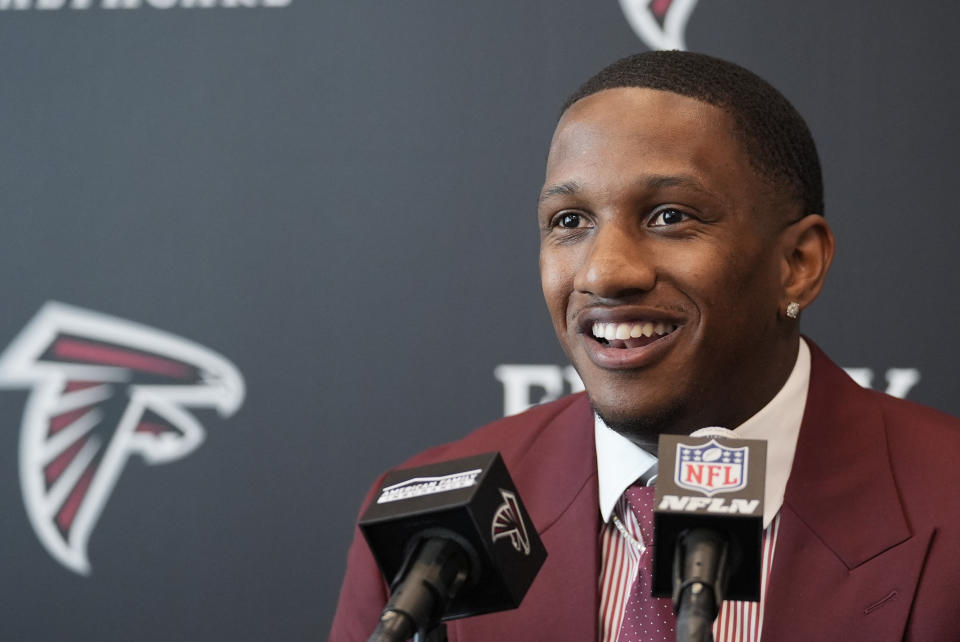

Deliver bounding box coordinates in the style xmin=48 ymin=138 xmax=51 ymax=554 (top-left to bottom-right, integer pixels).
xmin=0 ymin=302 xmax=245 ymax=575
xmin=619 ymin=0 xmax=699 ymax=51
xmin=491 ymin=489 xmax=531 ymax=555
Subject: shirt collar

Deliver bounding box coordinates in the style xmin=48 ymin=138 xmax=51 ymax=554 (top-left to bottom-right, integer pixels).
xmin=595 ymin=338 xmax=811 ymax=528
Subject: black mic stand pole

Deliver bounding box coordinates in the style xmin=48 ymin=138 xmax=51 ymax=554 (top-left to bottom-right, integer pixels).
xmin=368 ymin=537 xmax=468 ymax=642
xmin=413 ymin=622 xmax=448 ymax=642
xmin=672 ymin=528 xmax=733 ymax=642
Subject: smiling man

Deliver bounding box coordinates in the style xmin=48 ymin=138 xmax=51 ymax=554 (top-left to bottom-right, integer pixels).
xmin=539 ymin=78 xmax=825 ymax=452
xmin=331 ymin=52 xmax=960 ymax=642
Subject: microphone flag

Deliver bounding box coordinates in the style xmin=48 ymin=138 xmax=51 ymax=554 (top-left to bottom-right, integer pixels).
xmin=359 ymin=452 xmax=547 ymax=620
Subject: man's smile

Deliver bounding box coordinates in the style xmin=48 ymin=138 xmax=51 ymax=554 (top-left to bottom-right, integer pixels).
xmin=573 ymin=306 xmax=685 ymax=370
xmin=590 ymin=320 xmax=679 ymax=346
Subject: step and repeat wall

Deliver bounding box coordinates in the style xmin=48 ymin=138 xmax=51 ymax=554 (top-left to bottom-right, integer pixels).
xmin=1 ymin=2 xmax=957 ymax=640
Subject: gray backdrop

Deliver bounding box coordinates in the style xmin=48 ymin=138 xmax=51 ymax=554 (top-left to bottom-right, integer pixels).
xmin=0 ymin=1 xmax=958 ymax=640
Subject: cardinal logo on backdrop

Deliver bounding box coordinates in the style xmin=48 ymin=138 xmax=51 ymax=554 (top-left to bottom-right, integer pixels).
xmin=0 ymin=302 xmax=245 ymax=575
xmin=675 ymin=440 xmax=747 ymax=497
xmin=619 ymin=0 xmax=699 ymax=51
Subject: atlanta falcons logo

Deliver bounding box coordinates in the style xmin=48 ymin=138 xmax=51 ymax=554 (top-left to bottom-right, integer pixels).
xmin=490 ymin=489 xmax=531 ymax=555
xmin=0 ymin=302 xmax=245 ymax=575
xmin=619 ymin=0 xmax=699 ymax=51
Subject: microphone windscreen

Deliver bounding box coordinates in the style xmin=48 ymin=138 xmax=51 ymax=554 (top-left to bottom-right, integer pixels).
xmin=359 ymin=452 xmax=547 ymax=620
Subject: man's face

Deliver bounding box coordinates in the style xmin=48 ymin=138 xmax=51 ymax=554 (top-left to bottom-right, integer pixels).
xmin=538 ymin=87 xmax=796 ymax=442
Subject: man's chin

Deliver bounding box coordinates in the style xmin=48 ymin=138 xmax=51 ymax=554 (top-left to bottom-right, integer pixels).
xmin=592 ymin=401 xmax=686 ymax=455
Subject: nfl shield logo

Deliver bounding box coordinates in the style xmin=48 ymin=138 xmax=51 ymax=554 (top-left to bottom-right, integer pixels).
xmin=674 ymin=439 xmax=748 ymax=496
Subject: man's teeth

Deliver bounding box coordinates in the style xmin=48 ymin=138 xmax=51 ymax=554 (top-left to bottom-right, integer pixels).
xmin=592 ymin=321 xmax=677 ymax=341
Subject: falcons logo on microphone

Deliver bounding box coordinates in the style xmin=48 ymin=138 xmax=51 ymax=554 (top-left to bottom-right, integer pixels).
xmin=619 ymin=0 xmax=699 ymax=51
xmin=0 ymin=302 xmax=245 ymax=575
xmin=491 ymin=489 xmax=531 ymax=555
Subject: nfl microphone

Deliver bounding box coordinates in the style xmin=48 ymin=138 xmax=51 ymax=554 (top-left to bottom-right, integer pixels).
xmin=358 ymin=452 xmax=546 ymax=642
xmin=652 ymin=430 xmax=767 ymax=642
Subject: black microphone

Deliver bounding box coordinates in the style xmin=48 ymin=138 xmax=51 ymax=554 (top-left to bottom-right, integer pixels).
xmin=652 ymin=431 xmax=767 ymax=642
xmin=358 ymin=452 xmax=547 ymax=641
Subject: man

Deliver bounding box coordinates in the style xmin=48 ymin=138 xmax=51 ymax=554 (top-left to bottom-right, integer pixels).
xmin=331 ymin=51 xmax=960 ymax=641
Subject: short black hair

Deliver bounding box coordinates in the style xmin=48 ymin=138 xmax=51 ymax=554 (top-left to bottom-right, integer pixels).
xmin=563 ymin=51 xmax=824 ymax=216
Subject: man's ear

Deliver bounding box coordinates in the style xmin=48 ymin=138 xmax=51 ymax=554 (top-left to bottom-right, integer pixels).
xmin=779 ymin=214 xmax=835 ymax=313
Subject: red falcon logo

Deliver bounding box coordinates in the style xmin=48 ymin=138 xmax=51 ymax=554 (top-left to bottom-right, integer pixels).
xmin=619 ymin=0 xmax=699 ymax=51
xmin=491 ymin=489 xmax=531 ymax=555
xmin=0 ymin=302 xmax=245 ymax=575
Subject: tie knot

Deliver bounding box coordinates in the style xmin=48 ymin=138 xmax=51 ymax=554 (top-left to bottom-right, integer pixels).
xmin=622 ymin=484 xmax=656 ymax=541
xmin=624 ymin=484 xmax=655 ymax=511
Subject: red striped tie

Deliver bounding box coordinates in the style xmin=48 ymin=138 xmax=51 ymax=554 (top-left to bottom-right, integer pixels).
xmin=616 ymin=485 xmax=676 ymax=642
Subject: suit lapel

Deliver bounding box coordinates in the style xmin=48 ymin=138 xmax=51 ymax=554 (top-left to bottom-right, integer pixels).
xmin=761 ymin=342 xmax=933 ymax=641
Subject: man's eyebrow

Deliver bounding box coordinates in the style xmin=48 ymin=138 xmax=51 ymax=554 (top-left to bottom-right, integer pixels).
xmin=643 ymin=174 xmax=726 ymax=203
xmin=645 ymin=175 xmax=708 ymax=192
xmin=538 ymin=181 xmax=581 ymax=203
xmin=539 ymin=176 xmax=719 ymax=203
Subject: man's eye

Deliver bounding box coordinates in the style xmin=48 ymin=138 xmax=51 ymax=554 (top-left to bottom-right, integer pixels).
xmin=556 ymin=212 xmax=584 ymax=228
xmin=649 ymin=208 xmax=690 ymax=227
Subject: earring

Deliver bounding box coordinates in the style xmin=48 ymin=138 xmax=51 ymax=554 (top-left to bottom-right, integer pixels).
xmin=786 ymin=302 xmax=800 ymax=319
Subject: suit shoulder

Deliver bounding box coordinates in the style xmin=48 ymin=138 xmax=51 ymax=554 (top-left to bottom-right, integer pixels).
xmin=399 ymin=393 xmax=590 ymax=469
xmin=872 ymin=390 xmax=960 ymax=443
xmin=872 ymin=391 xmax=960 ymax=494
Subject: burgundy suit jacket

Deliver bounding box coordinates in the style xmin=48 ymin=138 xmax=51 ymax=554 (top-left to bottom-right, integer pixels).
xmin=330 ymin=343 xmax=960 ymax=641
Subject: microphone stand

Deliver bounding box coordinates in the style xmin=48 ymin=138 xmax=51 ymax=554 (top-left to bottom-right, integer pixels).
xmin=413 ymin=622 xmax=448 ymax=642
xmin=673 ymin=528 xmax=732 ymax=642
xmin=368 ymin=538 xmax=468 ymax=642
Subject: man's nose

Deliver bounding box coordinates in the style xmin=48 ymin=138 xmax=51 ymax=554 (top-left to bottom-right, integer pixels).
xmin=573 ymin=222 xmax=656 ymax=299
